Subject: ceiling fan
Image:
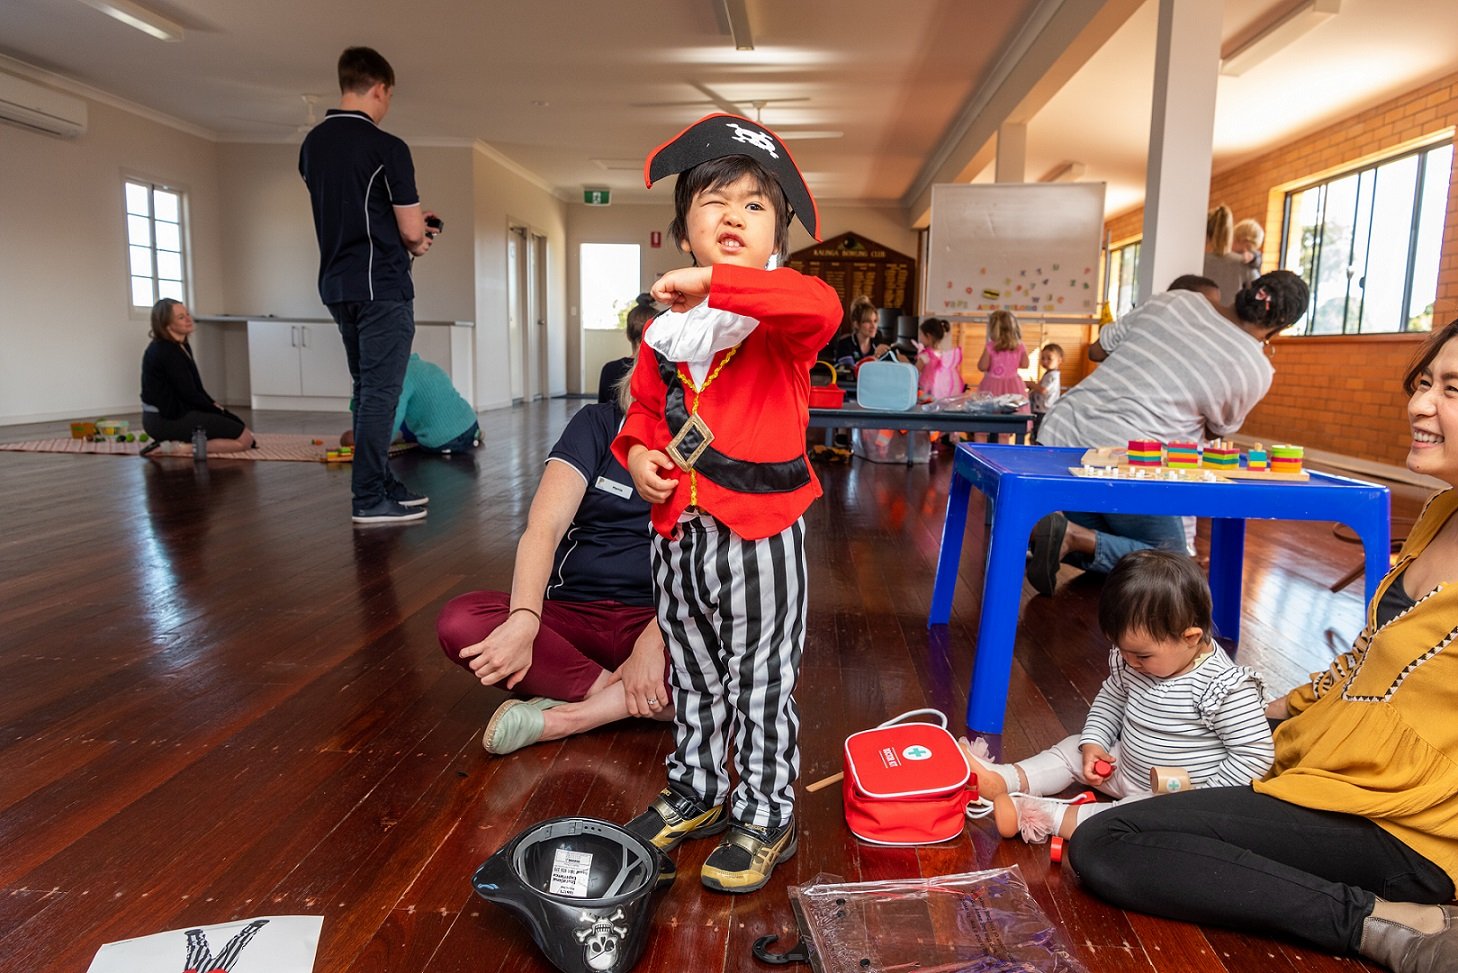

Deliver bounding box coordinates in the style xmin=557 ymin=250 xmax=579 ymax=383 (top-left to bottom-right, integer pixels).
xmin=637 ymin=82 xmax=843 ymax=140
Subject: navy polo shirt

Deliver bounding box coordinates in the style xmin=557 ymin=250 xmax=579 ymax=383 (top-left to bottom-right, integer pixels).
xmin=298 ymin=109 xmax=420 ymax=303
xmin=545 ymin=403 xmax=654 ymax=607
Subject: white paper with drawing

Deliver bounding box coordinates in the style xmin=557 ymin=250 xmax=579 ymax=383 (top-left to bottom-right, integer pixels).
xmin=85 ymin=915 xmax=322 ymax=973
xmin=926 ymin=183 xmax=1105 ymax=319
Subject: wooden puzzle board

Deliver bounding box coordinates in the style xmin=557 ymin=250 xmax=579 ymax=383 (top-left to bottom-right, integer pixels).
xmin=1069 ymin=466 xmax=1231 ymax=483
xmin=1075 ymin=447 xmax=1310 ymax=481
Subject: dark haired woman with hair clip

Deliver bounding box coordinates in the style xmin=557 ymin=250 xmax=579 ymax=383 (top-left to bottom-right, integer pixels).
xmin=1027 ymin=270 xmax=1311 ymax=596
xmin=1071 ymin=320 xmax=1458 ymax=973
xmin=139 ymin=298 xmax=255 ymax=453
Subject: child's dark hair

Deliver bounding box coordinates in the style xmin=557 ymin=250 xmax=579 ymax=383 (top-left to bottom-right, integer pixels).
xmin=625 ymin=293 xmax=654 ymax=347
xmin=919 ymin=317 xmax=949 ymax=343
xmin=669 ymin=156 xmax=791 ymax=265
xmin=1041 ymin=342 xmax=1064 ymax=359
xmin=338 ymin=47 xmax=394 ymax=94
xmin=1233 ymin=270 xmax=1310 ymax=335
xmin=1098 ymin=549 xmax=1212 ymax=646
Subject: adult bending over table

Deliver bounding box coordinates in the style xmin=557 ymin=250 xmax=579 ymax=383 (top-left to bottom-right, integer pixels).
xmin=436 ymin=379 xmax=670 ymax=755
xmin=1027 ymin=270 xmax=1309 ymax=595
xmin=1070 ymin=320 xmax=1458 ymax=972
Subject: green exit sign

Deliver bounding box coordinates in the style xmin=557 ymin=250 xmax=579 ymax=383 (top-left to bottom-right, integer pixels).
xmin=583 ymin=188 xmax=611 ymax=206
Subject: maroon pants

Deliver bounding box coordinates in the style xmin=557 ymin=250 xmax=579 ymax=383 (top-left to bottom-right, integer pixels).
xmin=437 ymin=590 xmax=661 ymax=701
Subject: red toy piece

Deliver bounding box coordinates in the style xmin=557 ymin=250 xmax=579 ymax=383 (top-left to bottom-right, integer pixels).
xmin=1050 ymin=835 xmax=1065 ymax=863
xmin=1092 ymin=758 xmax=1113 ymax=778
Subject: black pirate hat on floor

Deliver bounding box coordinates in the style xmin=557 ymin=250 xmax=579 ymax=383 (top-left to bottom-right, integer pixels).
xmin=645 ymin=113 xmax=820 ymax=241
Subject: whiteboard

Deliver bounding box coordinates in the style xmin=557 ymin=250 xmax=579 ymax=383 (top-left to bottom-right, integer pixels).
xmin=926 ymin=183 xmax=1106 ymax=319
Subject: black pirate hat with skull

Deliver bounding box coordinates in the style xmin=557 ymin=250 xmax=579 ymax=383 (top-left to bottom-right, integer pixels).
xmin=645 ymin=112 xmax=821 ymax=241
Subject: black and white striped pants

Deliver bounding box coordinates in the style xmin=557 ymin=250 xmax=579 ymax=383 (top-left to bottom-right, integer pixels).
xmin=651 ymin=513 xmax=807 ymax=829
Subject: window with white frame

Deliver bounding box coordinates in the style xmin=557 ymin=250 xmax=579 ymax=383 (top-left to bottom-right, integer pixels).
xmin=124 ymin=179 xmax=187 ymax=308
xmin=1104 ymin=239 xmax=1140 ymax=320
xmin=1280 ymin=140 xmax=1453 ymax=335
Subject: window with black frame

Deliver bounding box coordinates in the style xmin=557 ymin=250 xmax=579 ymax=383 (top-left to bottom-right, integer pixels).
xmin=1280 ymin=140 xmax=1452 ymax=335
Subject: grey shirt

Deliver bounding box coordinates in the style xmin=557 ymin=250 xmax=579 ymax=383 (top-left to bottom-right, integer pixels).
xmin=1038 ymin=290 xmax=1273 ymax=448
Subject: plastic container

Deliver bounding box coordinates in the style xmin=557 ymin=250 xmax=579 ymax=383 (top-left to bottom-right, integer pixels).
xmin=192 ymin=426 xmax=208 ymax=461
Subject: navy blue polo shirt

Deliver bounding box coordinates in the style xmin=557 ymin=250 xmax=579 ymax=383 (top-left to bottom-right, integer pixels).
xmin=298 ymin=109 xmax=420 ymax=303
xmin=545 ymin=403 xmax=654 ymax=607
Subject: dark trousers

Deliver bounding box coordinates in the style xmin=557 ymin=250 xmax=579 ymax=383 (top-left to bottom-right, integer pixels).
xmin=328 ymin=300 xmax=413 ymax=509
xmin=1068 ymin=786 xmax=1454 ymax=955
xmin=142 ymin=408 xmax=245 ymax=442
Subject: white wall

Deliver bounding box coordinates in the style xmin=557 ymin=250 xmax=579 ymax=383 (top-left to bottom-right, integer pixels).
xmin=471 ymin=146 xmax=569 ymax=410
xmin=0 ymin=96 xmax=223 ymax=424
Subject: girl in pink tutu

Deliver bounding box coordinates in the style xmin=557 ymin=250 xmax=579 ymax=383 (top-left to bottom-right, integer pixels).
xmin=976 ymin=310 xmax=1029 ymax=396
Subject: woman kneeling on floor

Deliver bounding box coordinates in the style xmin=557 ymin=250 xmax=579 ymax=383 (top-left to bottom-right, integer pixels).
xmin=436 ymin=371 xmax=671 ymax=754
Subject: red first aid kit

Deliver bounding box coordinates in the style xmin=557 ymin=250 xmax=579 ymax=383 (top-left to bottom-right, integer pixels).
xmin=842 ymin=709 xmax=980 ymax=845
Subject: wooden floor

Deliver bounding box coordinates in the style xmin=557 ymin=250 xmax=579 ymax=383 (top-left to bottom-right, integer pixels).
xmin=0 ymin=400 xmax=1420 ymax=972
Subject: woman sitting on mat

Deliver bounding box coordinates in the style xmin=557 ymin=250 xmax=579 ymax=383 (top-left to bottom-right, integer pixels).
xmin=1028 ymin=270 xmax=1309 ymax=596
xmin=436 ymin=370 xmax=671 ymax=754
xmin=139 ymin=299 xmax=255 ymax=453
xmin=1069 ymin=319 xmax=1458 ymax=973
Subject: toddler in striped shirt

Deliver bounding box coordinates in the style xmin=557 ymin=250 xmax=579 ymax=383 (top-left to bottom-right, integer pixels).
xmin=968 ymin=549 xmax=1275 ymax=843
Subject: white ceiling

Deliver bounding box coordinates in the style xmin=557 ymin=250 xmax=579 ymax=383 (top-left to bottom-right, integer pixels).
xmin=2 ymin=0 xmax=1455 ymax=224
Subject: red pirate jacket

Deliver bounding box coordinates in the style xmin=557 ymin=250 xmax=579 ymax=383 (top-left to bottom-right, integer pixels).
xmin=613 ymin=264 xmax=842 ymax=541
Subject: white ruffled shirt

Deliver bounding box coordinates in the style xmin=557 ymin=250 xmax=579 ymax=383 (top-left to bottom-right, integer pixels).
xmin=644 ymin=302 xmax=761 ymax=386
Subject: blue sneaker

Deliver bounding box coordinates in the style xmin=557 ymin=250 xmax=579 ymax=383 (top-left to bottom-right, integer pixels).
xmin=352 ymin=499 xmax=427 ymax=524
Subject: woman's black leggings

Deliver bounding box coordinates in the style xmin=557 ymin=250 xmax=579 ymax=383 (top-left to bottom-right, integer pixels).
xmin=1068 ymin=786 xmax=1453 ymax=955
xmin=142 ymin=408 xmax=245 ymax=443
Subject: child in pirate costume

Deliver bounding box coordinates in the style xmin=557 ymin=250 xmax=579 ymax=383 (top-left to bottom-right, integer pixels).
xmin=613 ymin=114 xmax=841 ymax=893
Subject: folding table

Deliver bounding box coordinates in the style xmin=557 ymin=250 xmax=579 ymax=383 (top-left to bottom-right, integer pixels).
xmin=930 ymin=444 xmax=1391 ymax=733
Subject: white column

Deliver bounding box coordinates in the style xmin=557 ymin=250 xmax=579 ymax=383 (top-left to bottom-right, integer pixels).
xmin=995 ymin=123 xmax=1027 ymax=183
xmin=1138 ymin=0 xmax=1223 ymax=304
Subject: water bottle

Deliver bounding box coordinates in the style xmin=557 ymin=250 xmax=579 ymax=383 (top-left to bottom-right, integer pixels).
xmin=192 ymin=426 xmax=207 ymax=462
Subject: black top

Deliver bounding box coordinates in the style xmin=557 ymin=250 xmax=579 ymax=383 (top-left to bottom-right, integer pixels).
xmin=298 ymin=110 xmax=420 ymax=303
xmin=831 ymin=332 xmax=881 ymax=363
xmin=597 ymin=356 xmax=633 ymax=404
xmin=141 ymin=340 xmax=221 ymax=419
xmin=1374 ymin=568 xmax=1417 ymax=627
xmin=545 ymin=403 xmax=653 ymax=606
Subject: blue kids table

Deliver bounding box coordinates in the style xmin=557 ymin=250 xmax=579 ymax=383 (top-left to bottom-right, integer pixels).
xmin=930 ymin=444 xmax=1391 ymax=733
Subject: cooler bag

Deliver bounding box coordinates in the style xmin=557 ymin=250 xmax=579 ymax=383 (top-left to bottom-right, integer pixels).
xmin=842 ymin=709 xmax=979 ymax=845
xmin=855 ymin=357 xmax=918 ymax=411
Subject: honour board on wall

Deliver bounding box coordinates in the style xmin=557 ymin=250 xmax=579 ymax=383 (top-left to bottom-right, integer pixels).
xmin=926 ymin=183 xmax=1105 ymax=319
xmin=787 ymin=233 xmax=917 ymax=315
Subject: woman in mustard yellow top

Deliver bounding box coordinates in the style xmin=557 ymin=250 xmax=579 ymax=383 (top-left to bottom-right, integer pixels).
xmin=1069 ymin=319 xmax=1458 ymax=973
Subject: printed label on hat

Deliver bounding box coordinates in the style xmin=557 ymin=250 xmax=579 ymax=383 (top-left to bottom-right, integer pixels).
xmin=549 ymin=849 xmax=594 ymax=897
xmin=901 ymin=745 xmax=933 ymax=761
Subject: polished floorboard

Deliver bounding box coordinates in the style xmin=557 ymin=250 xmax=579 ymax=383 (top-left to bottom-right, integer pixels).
xmin=0 ymin=400 xmax=1418 ymax=972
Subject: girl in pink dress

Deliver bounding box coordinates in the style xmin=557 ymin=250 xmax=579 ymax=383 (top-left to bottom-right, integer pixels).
xmin=916 ymin=317 xmax=965 ymax=400
xmin=977 ymin=310 xmax=1030 ymax=396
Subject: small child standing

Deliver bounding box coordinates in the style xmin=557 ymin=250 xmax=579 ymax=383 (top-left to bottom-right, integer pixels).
xmin=968 ymin=549 xmax=1274 ymax=844
xmin=915 ymin=317 xmax=964 ymax=400
xmin=613 ymin=114 xmax=842 ymax=894
xmin=1027 ymin=342 xmax=1063 ymax=431
xmin=976 ymin=310 xmax=1030 ymax=396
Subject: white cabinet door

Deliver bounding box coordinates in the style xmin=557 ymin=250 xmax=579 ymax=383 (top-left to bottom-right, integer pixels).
xmin=246 ymin=321 xmax=303 ymax=395
xmin=298 ymin=324 xmax=353 ymax=397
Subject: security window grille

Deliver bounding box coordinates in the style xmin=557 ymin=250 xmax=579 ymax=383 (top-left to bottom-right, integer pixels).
xmin=1280 ymin=141 xmax=1452 ymax=335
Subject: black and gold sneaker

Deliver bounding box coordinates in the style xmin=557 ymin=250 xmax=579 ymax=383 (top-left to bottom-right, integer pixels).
xmin=700 ymin=817 xmax=797 ymax=894
xmin=625 ymin=786 xmax=728 ymax=852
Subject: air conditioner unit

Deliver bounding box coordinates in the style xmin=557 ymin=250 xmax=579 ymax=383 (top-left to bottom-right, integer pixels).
xmin=0 ymin=71 xmax=88 ymax=138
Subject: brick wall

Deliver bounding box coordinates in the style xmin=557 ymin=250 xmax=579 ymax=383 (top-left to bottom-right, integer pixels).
xmin=1098 ymin=71 xmax=1458 ymax=466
